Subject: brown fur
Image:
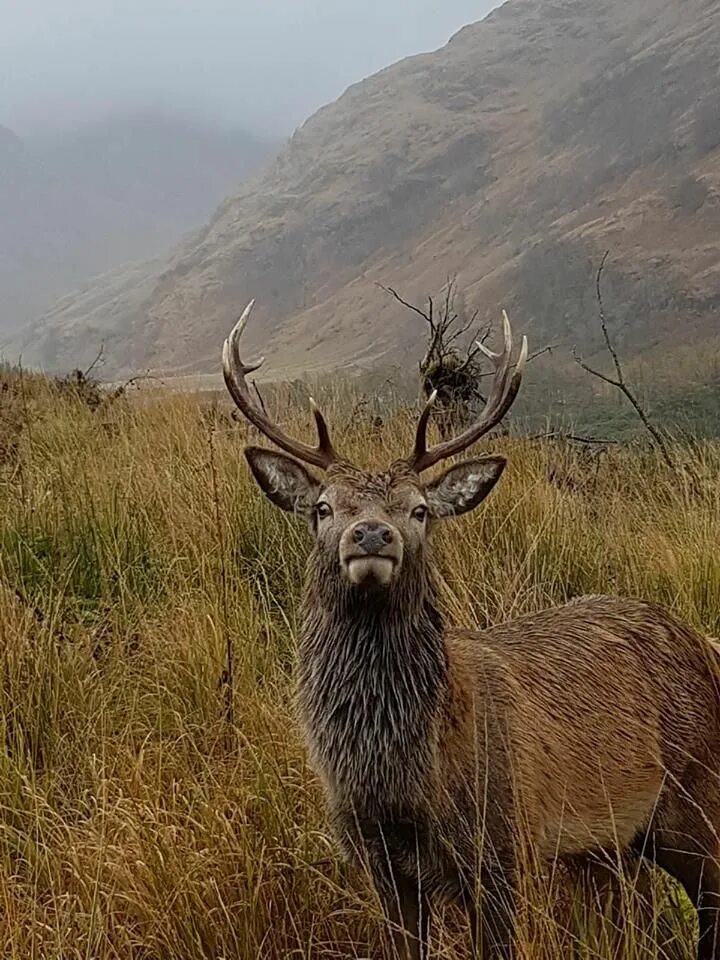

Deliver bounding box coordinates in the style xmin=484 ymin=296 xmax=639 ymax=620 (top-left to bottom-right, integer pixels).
xmin=243 ymin=451 xmax=720 ymax=960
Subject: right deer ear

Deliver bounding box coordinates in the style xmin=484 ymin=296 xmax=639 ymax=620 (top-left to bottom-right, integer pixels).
xmin=244 ymin=447 xmax=322 ymax=515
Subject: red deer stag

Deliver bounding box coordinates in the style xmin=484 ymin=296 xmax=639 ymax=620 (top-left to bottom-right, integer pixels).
xmin=222 ymin=302 xmax=720 ymax=960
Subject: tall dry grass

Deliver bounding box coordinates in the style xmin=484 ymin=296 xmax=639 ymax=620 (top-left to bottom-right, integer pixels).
xmin=0 ymin=379 xmax=717 ymax=958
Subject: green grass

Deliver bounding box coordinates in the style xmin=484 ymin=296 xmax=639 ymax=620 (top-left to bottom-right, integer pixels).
xmin=0 ymin=375 xmax=717 ymax=958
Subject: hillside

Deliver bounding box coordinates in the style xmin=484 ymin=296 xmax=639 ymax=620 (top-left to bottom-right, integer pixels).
xmin=0 ymin=112 xmax=274 ymax=340
xmin=20 ymin=0 xmax=720 ymax=381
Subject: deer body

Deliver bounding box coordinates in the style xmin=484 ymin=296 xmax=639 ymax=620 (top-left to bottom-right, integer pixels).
xmin=222 ymin=304 xmax=720 ymax=959
xmin=299 ymin=509 xmax=720 ymax=957
xmin=476 ymin=598 xmax=718 ymax=862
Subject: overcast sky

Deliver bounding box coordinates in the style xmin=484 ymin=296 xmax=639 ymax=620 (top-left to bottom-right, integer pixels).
xmin=1 ymin=1 xmax=498 ymax=137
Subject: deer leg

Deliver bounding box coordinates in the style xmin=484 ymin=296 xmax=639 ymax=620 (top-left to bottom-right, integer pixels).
xmin=459 ymin=715 xmax=520 ymax=959
xmin=462 ymin=867 xmax=516 ymax=960
xmin=461 ymin=833 xmax=517 ymax=959
xmin=479 ymin=857 xmax=517 ymax=960
xmin=385 ymin=881 xmax=430 ymax=960
xmin=649 ymin=838 xmax=720 ymax=960
xmin=635 ymin=766 xmax=720 ymax=960
xmin=376 ymin=872 xmax=431 ymax=960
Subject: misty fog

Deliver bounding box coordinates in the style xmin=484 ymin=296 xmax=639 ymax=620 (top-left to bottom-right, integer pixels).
xmin=1 ymin=1 xmax=498 ymax=340
xmin=2 ymin=1 xmax=498 ymax=136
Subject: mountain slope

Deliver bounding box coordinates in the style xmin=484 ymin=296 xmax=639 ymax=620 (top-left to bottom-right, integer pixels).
xmin=0 ymin=112 xmax=274 ymax=341
xmin=22 ymin=0 xmax=720 ymax=379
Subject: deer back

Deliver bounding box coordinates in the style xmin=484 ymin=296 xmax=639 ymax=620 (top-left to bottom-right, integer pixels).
xmin=442 ymin=595 xmax=720 ymax=857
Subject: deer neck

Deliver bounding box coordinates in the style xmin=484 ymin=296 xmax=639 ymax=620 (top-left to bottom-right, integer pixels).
xmin=298 ymin=556 xmax=448 ymax=817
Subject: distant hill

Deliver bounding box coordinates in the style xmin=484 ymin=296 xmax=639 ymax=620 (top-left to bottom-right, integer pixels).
xmin=0 ymin=111 xmax=275 ymax=344
xmin=18 ymin=0 xmax=720 ymax=385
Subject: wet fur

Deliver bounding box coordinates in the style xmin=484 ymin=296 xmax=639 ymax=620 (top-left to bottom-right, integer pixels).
xmin=257 ymin=459 xmax=720 ymax=959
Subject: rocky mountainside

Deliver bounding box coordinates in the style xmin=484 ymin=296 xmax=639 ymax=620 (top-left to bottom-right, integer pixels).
xmin=0 ymin=112 xmax=274 ymax=340
xmin=20 ymin=0 xmax=720 ymax=381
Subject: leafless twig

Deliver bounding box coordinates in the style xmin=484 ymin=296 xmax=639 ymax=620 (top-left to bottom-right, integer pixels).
xmin=526 ymin=431 xmax=618 ymax=445
xmin=252 ymin=380 xmax=268 ymax=416
xmin=106 ymin=372 xmax=157 ymax=403
xmin=376 ymin=283 xmax=435 ymax=333
xmin=444 ymin=309 xmax=477 ymax=349
xmin=83 ymin=344 xmax=105 ymax=379
xmin=573 ymin=252 xmax=675 ymax=471
xmin=528 ymin=343 xmax=557 ymax=363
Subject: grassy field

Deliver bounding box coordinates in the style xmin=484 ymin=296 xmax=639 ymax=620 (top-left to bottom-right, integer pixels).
xmin=0 ymin=370 xmax=718 ymax=958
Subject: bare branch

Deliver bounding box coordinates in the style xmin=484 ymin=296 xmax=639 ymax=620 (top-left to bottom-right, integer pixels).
xmin=107 ymin=372 xmax=157 ymax=403
xmin=83 ymin=343 xmax=105 ymax=379
xmin=526 ymin=431 xmax=618 ymax=445
xmin=455 ymin=342 xmax=485 ymax=377
xmin=573 ymin=252 xmax=675 ymax=471
xmin=444 ymin=314 xmax=475 ymax=349
xmin=477 ymin=322 xmax=492 ymax=346
xmin=527 ymin=343 xmax=556 ymax=363
xmin=594 ymin=251 xmax=625 ymax=385
xmin=442 ymin=277 xmax=455 ymax=335
xmin=572 ymin=348 xmax=622 ymax=389
xmin=252 ymin=379 xmax=269 ymax=416
xmin=376 ymin=283 xmax=434 ymax=329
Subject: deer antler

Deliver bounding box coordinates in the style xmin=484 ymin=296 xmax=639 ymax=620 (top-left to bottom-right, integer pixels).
xmin=408 ymin=310 xmax=528 ymax=473
xmin=222 ymin=300 xmax=339 ymax=469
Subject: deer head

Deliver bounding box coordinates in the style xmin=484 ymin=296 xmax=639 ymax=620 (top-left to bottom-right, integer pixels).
xmin=222 ymin=302 xmax=527 ymax=591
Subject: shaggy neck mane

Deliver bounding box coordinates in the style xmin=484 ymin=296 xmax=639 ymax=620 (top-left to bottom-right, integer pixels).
xmin=298 ymin=549 xmax=448 ymax=816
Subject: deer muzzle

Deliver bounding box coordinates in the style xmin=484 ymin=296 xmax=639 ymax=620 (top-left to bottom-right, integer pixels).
xmin=340 ymin=520 xmax=403 ymax=588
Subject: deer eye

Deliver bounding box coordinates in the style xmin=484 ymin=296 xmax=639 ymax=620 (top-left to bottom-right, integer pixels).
xmin=412 ymin=504 xmax=429 ymax=522
xmin=315 ymin=502 xmax=333 ymax=521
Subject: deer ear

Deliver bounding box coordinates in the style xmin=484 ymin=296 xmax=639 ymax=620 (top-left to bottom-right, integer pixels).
xmin=425 ymin=457 xmax=506 ymax=518
xmin=244 ymin=447 xmax=322 ymax=515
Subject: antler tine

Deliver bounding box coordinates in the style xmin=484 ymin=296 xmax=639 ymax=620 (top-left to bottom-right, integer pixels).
xmin=222 ymin=300 xmax=339 ymax=469
xmin=474 ymin=309 xmax=516 ymax=423
xmin=408 ymin=313 xmax=527 ymax=474
xmin=411 ymin=389 xmax=438 ymax=466
xmin=225 ymin=302 xmax=265 ymax=380
xmin=476 ymin=309 xmax=512 ymax=362
xmin=235 ymin=298 xmax=255 ymax=340
xmin=309 ymin=396 xmax=334 ymax=456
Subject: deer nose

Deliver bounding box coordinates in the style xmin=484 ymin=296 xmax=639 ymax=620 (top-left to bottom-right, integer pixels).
xmin=351 ymin=521 xmax=394 ymax=554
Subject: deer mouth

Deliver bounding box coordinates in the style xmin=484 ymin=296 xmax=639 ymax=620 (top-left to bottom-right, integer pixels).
xmin=344 ymin=555 xmax=397 ymax=587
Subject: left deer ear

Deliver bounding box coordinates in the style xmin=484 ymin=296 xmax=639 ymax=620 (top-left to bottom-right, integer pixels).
xmin=425 ymin=457 xmax=506 ymax=518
